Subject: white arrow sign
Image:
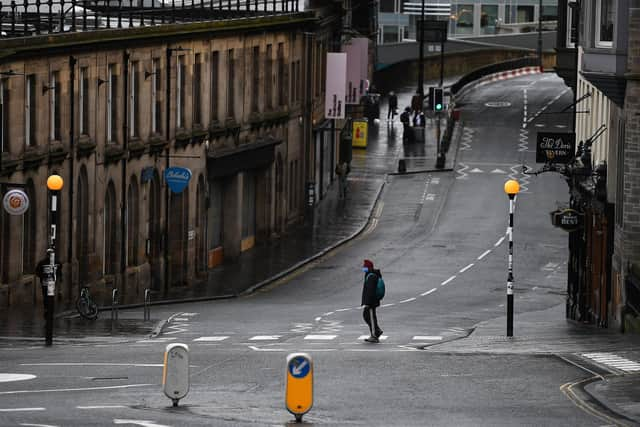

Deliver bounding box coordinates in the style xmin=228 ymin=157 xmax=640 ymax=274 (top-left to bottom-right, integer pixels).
xmin=491 ymin=169 xmax=507 ymax=174
xmin=469 ymin=168 xmax=484 ymax=173
xmin=292 ymin=360 xmax=308 ymax=376
xmin=114 ymin=420 xmax=171 ymax=427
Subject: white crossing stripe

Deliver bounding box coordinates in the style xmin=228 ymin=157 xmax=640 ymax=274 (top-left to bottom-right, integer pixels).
xmin=0 ymin=407 xmax=46 ymax=412
xmin=399 ymin=297 xmax=416 ymax=303
xmin=304 ymin=335 xmax=337 ymax=340
xmin=249 ymin=335 xmax=281 ymax=341
xmin=581 ymin=352 xmax=640 ymax=372
xmin=478 ymin=250 xmax=491 ymax=260
xmin=421 ymin=288 xmax=437 ymax=296
xmin=358 ymin=335 xmax=388 ymax=341
xmin=459 ymin=263 xmax=474 ymax=273
xmin=412 ymin=336 xmax=443 ymax=341
xmin=193 ymin=336 xmax=229 ymax=342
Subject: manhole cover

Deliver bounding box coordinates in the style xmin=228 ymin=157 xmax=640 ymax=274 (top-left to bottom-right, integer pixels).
xmin=485 ymin=101 xmax=511 ymax=107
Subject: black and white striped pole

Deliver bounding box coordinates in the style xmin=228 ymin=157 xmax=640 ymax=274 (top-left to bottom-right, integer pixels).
xmin=45 ymin=174 xmax=63 ymax=346
xmin=504 ymin=180 xmax=520 ymax=337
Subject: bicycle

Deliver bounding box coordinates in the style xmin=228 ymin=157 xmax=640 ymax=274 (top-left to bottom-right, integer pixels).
xmin=76 ymin=286 xmax=99 ymax=320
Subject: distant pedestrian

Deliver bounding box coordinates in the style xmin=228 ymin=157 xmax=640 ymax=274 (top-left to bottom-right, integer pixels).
xmin=335 ymin=162 xmax=350 ymax=199
xmin=413 ymin=109 xmax=426 ymax=127
xmin=361 ymin=259 xmax=383 ymax=343
xmin=387 ymin=91 xmax=398 ymax=121
xmin=400 ymin=107 xmax=413 ymax=143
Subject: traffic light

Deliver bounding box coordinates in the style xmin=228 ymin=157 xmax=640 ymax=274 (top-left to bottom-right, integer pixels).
xmin=427 ymin=86 xmax=435 ymax=110
xmin=433 ymin=87 xmax=444 ymax=112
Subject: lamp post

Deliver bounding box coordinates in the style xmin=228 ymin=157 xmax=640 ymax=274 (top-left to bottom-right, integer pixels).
xmin=45 ymin=174 xmax=63 ymax=346
xmin=538 ymin=0 xmax=543 ymax=68
xmin=504 ymin=179 xmax=519 ymax=337
xmin=417 ymin=0 xmax=425 ymax=99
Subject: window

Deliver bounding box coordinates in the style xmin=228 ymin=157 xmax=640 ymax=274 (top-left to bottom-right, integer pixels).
xmin=1 ymin=79 xmax=9 ymax=153
xmin=227 ymin=49 xmax=235 ymax=119
xmin=265 ymin=44 xmax=272 ymax=110
xmin=77 ymin=166 xmax=89 ymax=285
xmin=314 ymin=42 xmax=321 ymax=96
xmin=195 ymin=176 xmax=207 ymax=275
xmin=542 ymin=5 xmax=557 ymax=21
xmin=107 ymin=64 xmax=118 ymax=143
xmin=615 ymin=118 xmax=625 ymax=226
xmin=209 ymin=180 xmax=223 ymax=249
xmin=242 ymin=172 xmax=256 ymax=239
xmin=130 ymin=61 xmax=140 ymax=138
xmin=104 ymin=181 xmax=117 ymax=275
xmin=21 ymin=180 xmax=36 ymax=274
xmin=79 ymin=67 xmax=89 ymax=135
xmin=290 ymin=61 xmax=296 ymax=104
xmin=252 ymin=46 xmax=260 ymax=113
xmin=383 ymin=26 xmax=400 ymax=43
xmin=211 ymin=51 xmax=219 ymax=121
xmin=127 ymin=177 xmax=139 ymax=267
xmin=379 ymin=0 xmax=396 ymax=13
xmin=50 ymin=71 xmax=60 ymax=141
xmin=517 ymin=5 xmax=534 ymax=23
xmin=596 ymin=0 xmax=614 ymax=47
xmin=454 ymin=4 xmax=474 ymax=34
xmin=567 ymin=1 xmax=578 ymax=47
xmin=25 ymin=74 xmax=36 ymax=146
xmin=148 ymin=171 xmax=161 ymax=258
xmin=193 ymin=54 xmax=202 ymax=126
xmin=277 ymin=42 xmax=285 ymax=107
xmin=481 ymin=5 xmax=498 ymax=34
xmin=177 ymin=56 xmax=185 ymax=128
xmin=151 ymin=58 xmax=161 ymax=134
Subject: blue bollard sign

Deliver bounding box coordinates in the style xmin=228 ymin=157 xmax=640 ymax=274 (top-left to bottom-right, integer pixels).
xmin=164 ymin=167 xmax=192 ymax=193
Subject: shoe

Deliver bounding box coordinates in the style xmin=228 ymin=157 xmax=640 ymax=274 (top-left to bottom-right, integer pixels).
xmin=364 ymin=336 xmax=379 ymax=343
xmin=375 ymin=329 xmax=383 ymax=338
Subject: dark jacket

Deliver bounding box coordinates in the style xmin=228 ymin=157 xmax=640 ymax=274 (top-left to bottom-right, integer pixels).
xmin=362 ymin=269 xmax=381 ymax=308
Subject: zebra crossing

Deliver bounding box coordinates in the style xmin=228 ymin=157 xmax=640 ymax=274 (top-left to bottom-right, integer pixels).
xmin=581 ymin=352 xmax=640 ymax=373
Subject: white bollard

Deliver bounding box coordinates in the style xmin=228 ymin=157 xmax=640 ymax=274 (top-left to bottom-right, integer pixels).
xmin=162 ymin=343 xmax=189 ymax=407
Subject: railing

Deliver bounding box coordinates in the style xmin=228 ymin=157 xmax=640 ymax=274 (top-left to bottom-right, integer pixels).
xmin=0 ymin=0 xmax=299 ymax=38
xmin=450 ymin=56 xmax=538 ymax=95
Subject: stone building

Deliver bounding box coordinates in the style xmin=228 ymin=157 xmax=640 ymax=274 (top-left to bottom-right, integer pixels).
xmin=0 ymin=5 xmax=344 ymax=309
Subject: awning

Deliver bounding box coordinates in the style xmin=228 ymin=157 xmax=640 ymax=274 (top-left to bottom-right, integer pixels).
xmin=207 ymin=137 xmax=282 ymax=178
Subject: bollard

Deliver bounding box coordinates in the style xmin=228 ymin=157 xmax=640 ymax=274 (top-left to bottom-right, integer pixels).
xmin=285 ymin=352 xmax=313 ymax=423
xmin=111 ymin=288 xmax=119 ymax=322
xmin=144 ymin=288 xmax=151 ymax=321
xmin=162 ymin=343 xmax=189 ymax=407
xmin=398 ymin=159 xmax=407 ymax=174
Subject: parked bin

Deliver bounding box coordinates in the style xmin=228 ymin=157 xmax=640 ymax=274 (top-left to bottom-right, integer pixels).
xmin=352 ymin=119 xmax=368 ymax=148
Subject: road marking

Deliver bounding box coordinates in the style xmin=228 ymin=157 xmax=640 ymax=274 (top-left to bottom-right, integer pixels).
xmin=0 ymin=384 xmax=153 ymax=396
xmin=495 ymin=237 xmax=505 ymax=247
xmin=248 ymin=346 xmax=285 ymax=352
xmin=490 ymin=169 xmax=507 ymax=174
xmin=358 ymin=335 xmax=388 ymax=341
xmin=469 ymin=168 xmax=483 ymax=173
xmin=477 ymin=250 xmax=491 ymax=260
xmin=249 ymin=335 xmax=281 ymax=341
xmin=582 ymin=353 xmax=640 ymax=372
xmin=399 ymin=297 xmax=416 ymax=303
xmin=304 ymin=335 xmax=337 ymax=340
xmin=77 ymin=405 xmax=126 ymax=410
xmin=193 ymin=336 xmax=229 ymax=342
xmin=412 ymin=336 xmax=443 ymax=341
xmin=459 ymin=263 xmax=474 ymax=273
xmin=0 ymin=373 xmax=36 ymax=382
xmin=323 ymin=311 xmax=335 ymax=316
xmin=171 ymin=317 xmax=189 ymax=322
xmin=381 ymin=303 xmax=395 ymax=307
xmin=421 ymin=288 xmax=437 ymax=296
xmin=20 ymin=363 xmax=163 ymax=367
xmin=314 ymin=317 xmax=322 ymax=322
xmin=19 ymin=424 xmax=57 ymax=427
xmin=335 ymin=308 xmax=351 ymax=312
xmin=441 ymin=276 xmax=456 ymax=286
xmin=114 ymin=420 xmax=171 ymax=427
xmin=0 ymin=408 xmax=45 ymax=412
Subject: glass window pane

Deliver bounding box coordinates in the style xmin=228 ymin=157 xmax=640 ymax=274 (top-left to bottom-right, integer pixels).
xmin=481 ymin=5 xmax=498 ymax=34
xmin=454 ymin=4 xmax=474 ymax=35
xmin=517 ymin=6 xmax=534 ymax=23
xmin=383 ymin=25 xmax=399 ymax=43
xmin=599 ymin=0 xmax=614 ymax=43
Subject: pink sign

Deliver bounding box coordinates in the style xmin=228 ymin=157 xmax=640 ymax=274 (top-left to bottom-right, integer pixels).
xmin=344 ymin=38 xmax=369 ymax=104
xmin=325 ymin=52 xmax=347 ymax=119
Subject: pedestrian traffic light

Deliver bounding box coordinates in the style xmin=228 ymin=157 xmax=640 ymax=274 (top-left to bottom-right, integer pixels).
xmin=433 ymin=87 xmax=444 ymax=112
xmin=427 ymin=86 xmax=435 ymax=111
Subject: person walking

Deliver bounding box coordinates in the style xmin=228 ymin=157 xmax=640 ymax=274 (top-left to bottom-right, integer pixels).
xmin=400 ymin=106 xmax=413 ymax=143
xmin=361 ymin=259 xmax=383 ymax=343
xmin=387 ymin=91 xmax=398 ymax=121
xmin=335 ymin=162 xmax=350 ymax=199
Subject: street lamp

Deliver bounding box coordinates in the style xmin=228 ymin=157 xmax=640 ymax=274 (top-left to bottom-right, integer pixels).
xmin=504 ymin=179 xmax=519 ymax=337
xmin=45 ymin=174 xmax=64 ymax=346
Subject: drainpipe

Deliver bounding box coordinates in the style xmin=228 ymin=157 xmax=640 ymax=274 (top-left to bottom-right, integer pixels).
xmin=68 ymin=56 xmax=76 ymax=299
xmin=164 ymin=47 xmax=171 ymax=296
xmin=121 ymin=51 xmax=130 ymax=294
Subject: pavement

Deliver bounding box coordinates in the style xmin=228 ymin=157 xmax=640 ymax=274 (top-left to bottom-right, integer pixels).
xmin=1 ymin=80 xmax=639 ymax=426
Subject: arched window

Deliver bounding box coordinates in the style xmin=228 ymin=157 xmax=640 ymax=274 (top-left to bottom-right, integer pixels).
xmin=148 ymin=171 xmax=161 ymax=259
xmin=77 ymin=166 xmax=89 ymax=284
xmin=22 ymin=179 xmax=36 ymax=274
xmin=127 ymin=176 xmax=139 ymax=267
xmin=104 ymin=181 xmax=117 ymax=275
xmin=169 ymin=188 xmax=188 ymax=286
xmin=195 ymin=175 xmax=207 ymax=275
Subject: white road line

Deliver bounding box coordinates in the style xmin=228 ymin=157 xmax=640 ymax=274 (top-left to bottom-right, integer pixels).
xmin=335 ymin=308 xmax=351 ymax=312
xmin=248 ymin=335 xmax=281 ymax=341
xmin=441 ymin=276 xmax=456 ymax=286
xmin=495 ymin=237 xmax=505 ymax=247
xmin=77 ymin=405 xmax=127 ymax=409
xmin=421 ymin=288 xmax=437 ymax=296
xmin=193 ymin=336 xmax=229 ymax=342
xmin=477 ymin=250 xmax=491 ymax=260
xmin=314 ymin=317 xmax=322 ymax=322
xmin=248 ymin=346 xmax=285 ymax=352
xmin=381 ymin=303 xmax=395 ymax=307
xmin=323 ymin=312 xmax=335 ymax=316
xmin=20 ymin=363 xmax=163 ymax=367
xmin=0 ymin=384 xmax=153 ymax=396
xmin=20 ymin=423 xmax=57 ymax=427
xmin=412 ymin=336 xmax=443 ymax=341
xmin=304 ymin=335 xmax=337 ymax=340
xmin=357 ymin=335 xmax=388 ymax=341
xmin=459 ymin=264 xmax=474 ymax=273
xmin=399 ymin=297 xmax=416 ymax=303
xmin=0 ymin=408 xmax=46 ymax=412
xmin=0 ymin=373 xmax=36 ymax=382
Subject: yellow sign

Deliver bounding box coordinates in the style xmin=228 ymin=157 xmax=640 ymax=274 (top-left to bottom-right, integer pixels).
xmin=285 ymin=353 xmax=313 ymax=422
xmin=352 ymin=120 xmax=368 ymax=148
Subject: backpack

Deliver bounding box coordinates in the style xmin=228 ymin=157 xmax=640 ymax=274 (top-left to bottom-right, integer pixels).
xmin=367 ymin=273 xmax=385 ymax=300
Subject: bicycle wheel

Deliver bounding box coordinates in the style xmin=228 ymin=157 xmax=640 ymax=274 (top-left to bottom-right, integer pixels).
xmin=76 ymin=296 xmax=99 ymax=320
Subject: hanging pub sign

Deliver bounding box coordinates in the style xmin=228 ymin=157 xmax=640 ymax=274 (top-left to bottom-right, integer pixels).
xmin=550 ymin=208 xmax=583 ymax=232
xmin=536 ymin=132 xmax=576 ymax=164
xmin=164 ymin=167 xmax=192 ymax=193
xmin=3 ymin=188 xmax=29 ymax=215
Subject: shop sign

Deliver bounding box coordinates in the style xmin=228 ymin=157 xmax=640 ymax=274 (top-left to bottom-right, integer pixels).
xmin=536 ymin=132 xmax=576 ymax=164
xmin=2 ymin=189 xmax=29 ymax=215
xmin=164 ymin=167 xmax=192 ymax=193
xmin=550 ymin=208 xmax=583 ymax=232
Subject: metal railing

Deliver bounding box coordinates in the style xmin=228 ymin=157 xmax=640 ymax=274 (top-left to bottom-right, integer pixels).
xmin=143 ymin=288 xmax=151 ymax=321
xmin=0 ymin=0 xmax=299 ymax=38
xmin=450 ymin=56 xmax=538 ymax=95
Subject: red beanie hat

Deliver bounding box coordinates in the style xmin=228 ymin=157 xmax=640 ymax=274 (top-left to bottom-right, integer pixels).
xmin=363 ymin=259 xmax=374 ymax=270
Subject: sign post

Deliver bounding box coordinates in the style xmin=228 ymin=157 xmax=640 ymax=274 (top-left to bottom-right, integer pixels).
xmin=285 ymin=352 xmax=313 ymax=422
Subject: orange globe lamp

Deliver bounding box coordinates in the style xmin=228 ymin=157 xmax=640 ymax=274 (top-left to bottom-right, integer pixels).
xmin=504 ymin=180 xmax=520 ymax=196
xmin=47 ymin=175 xmax=64 ymax=191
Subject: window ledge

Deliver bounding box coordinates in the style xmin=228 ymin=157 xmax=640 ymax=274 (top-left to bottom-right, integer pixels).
xmin=77 ymin=136 xmax=97 ymax=157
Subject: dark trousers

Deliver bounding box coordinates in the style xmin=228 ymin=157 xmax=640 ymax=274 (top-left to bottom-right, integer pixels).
xmin=363 ymin=306 xmax=381 ymax=336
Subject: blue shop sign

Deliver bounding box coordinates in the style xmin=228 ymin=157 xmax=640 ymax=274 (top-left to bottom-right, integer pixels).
xmin=164 ymin=167 xmax=192 ymax=193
